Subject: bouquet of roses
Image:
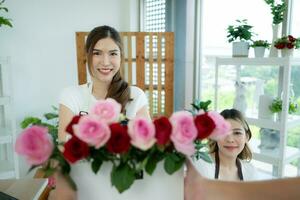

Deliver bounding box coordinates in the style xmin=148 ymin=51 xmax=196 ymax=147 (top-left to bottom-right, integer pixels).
xmin=15 ymin=99 xmax=230 ymax=193
xmin=274 ymin=35 xmax=300 ymax=49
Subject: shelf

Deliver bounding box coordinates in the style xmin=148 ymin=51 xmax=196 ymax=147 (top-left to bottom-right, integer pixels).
xmin=0 ymin=127 xmax=13 ymax=144
xmin=0 ymin=160 xmax=16 ymax=179
xmin=215 ymin=57 xmax=300 ymax=66
xmin=0 ymin=96 xmax=10 ymax=105
xmin=246 ymin=115 xmax=300 ymax=130
xmin=250 ymin=138 xmax=300 ymax=165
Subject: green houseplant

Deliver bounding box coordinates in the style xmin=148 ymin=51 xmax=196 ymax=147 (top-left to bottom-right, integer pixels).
xmin=250 ymin=40 xmax=270 ymax=58
xmin=227 ymin=19 xmax=255 ymax=57
xmin=269 ymin=98 xmax=298 ymax=121
xmin=264 ymin=0 xmax=287 ymax=57
xmin=264 ymin=0 xmax=287 ymax=25
xmin=0 ymin=0 xmax=13 ymax=28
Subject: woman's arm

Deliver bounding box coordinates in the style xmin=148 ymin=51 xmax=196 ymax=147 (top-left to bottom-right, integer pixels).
xmin=48 ymin=104 xmax=76 ymax=199
xmin=136 ymin=105 xmax=151 ymax=120
xmin=58 ymin=104 xmax=74 ymax=142
xmin=185 ymin=159 xmax=300 ymax=200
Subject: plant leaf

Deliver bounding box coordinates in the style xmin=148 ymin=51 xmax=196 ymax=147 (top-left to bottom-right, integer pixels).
xmin=44 ymin=112 xmax=59 ymax=120
xmin=164 ymin=153 xmax=185 ymax=175
xmin=91 ymin=159 xmax=103 ymax=174
xmin=111 ymin=163 xmax=135 ymax=193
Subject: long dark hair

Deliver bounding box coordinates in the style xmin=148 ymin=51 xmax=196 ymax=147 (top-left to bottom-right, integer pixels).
xmin=85 ymin=25 xmax=130 ymax=112
xmin=208 ymin=109 xmax=252 ymax=161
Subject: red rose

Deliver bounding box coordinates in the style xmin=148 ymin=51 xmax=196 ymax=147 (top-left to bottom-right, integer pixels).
xmin=194 ymin=113 xmax=216 ymax=139
xmin=286 ymin=43 xmax=294 ymax=49
xmin=63 ymin=135 xmax=90 ymax=163
xmin=288 ymin=35 xmax=296 ymax=42
xmin=154 ymin=116 xmax=172 ymax=145
xmin=65 ymin=115 xmax=81 ymax=135
xmin=106 ymin=123 xmax=130 ymax=154
xmin=275 ymin=43 xmax=285 ymax=49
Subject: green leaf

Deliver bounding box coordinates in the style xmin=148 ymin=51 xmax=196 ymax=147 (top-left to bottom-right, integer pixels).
xmin=145 ymin=151 xmax=164 ymax=175
xmin=44 ymin=112 xmax=59 ymax=120
xmin=44 ymin=167 xmax=56 ymax=177
xmin=199 ymin=152 xmax=212 ymax=163
xmin=164 ymin=153 xmax=185 ymax=175
xmin=20 ymin=117 xmax=42 ymax=128
xmin=111 ymin=163 xmax=135 ymax=193
xmin=91 ymin=159 xmax=103 ymax=174
xmin=27 ymin=165 xmax=39 ymax=174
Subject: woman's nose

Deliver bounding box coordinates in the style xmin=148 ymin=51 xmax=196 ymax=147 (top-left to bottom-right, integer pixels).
xmin=225 ymin=134 xmax=234 ymax=142
xmin=101 ymin=54 xmax=110 ymax=65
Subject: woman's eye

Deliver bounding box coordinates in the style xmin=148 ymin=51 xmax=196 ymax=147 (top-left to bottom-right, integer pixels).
xmin=110 ymin=52 xmax=118 ymax=56
xmin=93 ymin=51 xmax=100 ymax=55
xmin=234 ymin=131 xmax=243 ymax=135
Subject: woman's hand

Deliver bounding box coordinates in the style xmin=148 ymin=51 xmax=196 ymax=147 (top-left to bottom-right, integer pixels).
xmin=184 ymin=158 xmax=205 ymax=200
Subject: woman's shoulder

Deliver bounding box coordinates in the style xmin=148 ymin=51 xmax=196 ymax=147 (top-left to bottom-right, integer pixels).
xmin=241 ymin=160 xmax=259 ymax=180
xmin=62 ymin=83 xmax=89 ymax=93
xmin=192 ymin=156 xmax=215 ymax=179
xmin=129 ymin=85 xmax=145 ymax=97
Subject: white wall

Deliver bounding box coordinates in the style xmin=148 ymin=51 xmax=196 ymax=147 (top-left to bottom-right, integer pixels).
xmin=0 ymin=0 xmax=138 ymax=177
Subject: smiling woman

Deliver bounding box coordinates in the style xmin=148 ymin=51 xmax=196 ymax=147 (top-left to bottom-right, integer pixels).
xmin=50 ymin=25 xmax=151 ymax=200
xmin=192 ymin=108 xmax=259 ymax=181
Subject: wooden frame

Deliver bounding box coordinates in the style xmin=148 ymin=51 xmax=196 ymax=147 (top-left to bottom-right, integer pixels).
xmin=75 ymin=32 xmax=174 ymax=117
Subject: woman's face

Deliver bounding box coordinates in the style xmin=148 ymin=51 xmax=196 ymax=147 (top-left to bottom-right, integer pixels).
xmin=217 ymin=119 xmax=248 ymax=159
xmin=91 ymin=37 xmax=121 ymax=83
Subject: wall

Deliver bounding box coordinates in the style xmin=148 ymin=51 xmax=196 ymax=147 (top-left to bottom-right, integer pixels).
xmin=172 ymin=0 xmax=196 ymax=111
xmin=0 ymin=0 xmax=137 ymax=177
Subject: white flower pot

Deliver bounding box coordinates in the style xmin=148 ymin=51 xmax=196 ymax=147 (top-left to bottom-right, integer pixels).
xmin=232 ymin=41 xmax=249 ymax=57
xmin=254 ymin=47 xmax=266 ymax=58
xmin=71 ymin=162 xmax=184 ymax=200
xmin=281 ymin=48 xmax=294 ymax=57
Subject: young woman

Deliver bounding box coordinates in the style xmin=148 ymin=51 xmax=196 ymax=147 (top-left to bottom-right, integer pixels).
xmin=193 ymin=109 xmax=258 ymax=181
xmin=50 ymin=25 xmax=150 ymax=200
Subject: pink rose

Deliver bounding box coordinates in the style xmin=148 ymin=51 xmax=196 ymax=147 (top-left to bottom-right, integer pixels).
xmin=89 ymin=98 xmax=121 ymax=123
xmin=170 ymin=111 xmax=197 ymax=156
xmin=15 ymin=126 xmax=53 ymax=165
xmin=73 ymin=115 xmax=111 ymax=148
xmin=128 ymin=117 xmax=156 ymax=150
xmin=207 ymin=111 xmax=231 ymax=141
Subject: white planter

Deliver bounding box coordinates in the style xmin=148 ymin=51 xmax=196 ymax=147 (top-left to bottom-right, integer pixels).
xmin=281 ymin=48 xmax=294 ymax=57
xmin=232 ymin=41 xmax=249 ymax=57
xmin=269 ymin=24 xmax=281 ymax=57
xmin=70 ymin=162 xmax=184 ymax=200
xmin=258 ymin=95 xmax=274 ymax=120
xmin=254 ymin=47 xmax=266 ymax=58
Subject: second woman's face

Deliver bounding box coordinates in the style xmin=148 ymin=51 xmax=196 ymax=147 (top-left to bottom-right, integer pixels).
xmin=92 ymin=37 xmax=121 ymax=83
xmin=217 ymin=119 xmax=248 ymax=159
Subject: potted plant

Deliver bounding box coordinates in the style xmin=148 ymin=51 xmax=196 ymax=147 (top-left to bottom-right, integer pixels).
xmin=0 ymin=0 xmax=13 ymax=28
xmin=274 ymin=35 xmax=300 ymax=57
xmin=269 ymin=98 xmax=298 ymax=121
xmin=227 ymin=19 xmax=255 ymax=57
xmin=250 ymin=40 xmax=270 ymax=58
xmin=264 ymin=0 xmax=287 ymax=57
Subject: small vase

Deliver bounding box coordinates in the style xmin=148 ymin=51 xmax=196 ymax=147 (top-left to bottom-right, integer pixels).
xmin=281 ymin=48 xmax=294 ymax=57
xmin=269 ymin=24 xmax=281 ymax=57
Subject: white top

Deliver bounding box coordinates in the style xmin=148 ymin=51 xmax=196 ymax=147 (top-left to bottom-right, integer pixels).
xmin=192 ymin=156 xmax=260 ymax=181
xmin=58 ymin=83 xmax=184 ymax=200
xmin=59 ymin=83 xmax=148 ymax=119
